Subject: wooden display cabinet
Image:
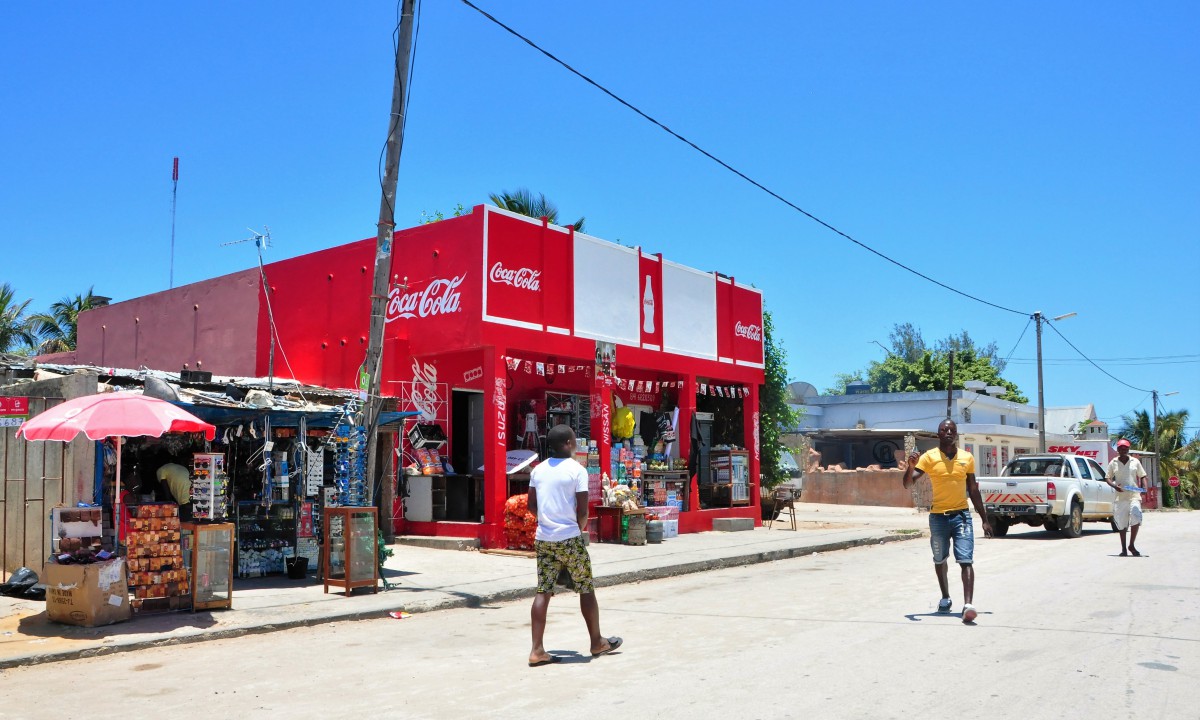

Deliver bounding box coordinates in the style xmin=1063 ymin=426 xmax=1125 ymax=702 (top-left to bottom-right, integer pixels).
xmin=709 ymin=450 xmax=751 ymax=507
xmin=181 ymin=522 xmax=234 ymax=611
xmin=323 ymin=507 xmax=378 ymax=596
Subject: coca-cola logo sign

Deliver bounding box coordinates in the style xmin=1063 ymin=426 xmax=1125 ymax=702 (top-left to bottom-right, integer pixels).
xmin=386 ymin=274 xmax=465 ymax=322
xmin=488 ymin=262 xmax=541 ymax=292
xmin=734 ymin=321 xmax=762 ymax=341
xmin=410 ymin=359 xmax=440 ymax=422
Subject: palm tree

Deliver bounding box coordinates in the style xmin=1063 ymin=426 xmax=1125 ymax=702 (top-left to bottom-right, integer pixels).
xmin=0 ymin=282 xmax=38 ymax=354
xmin=1114 ymin=409 xmax=1197 ymax=504
xmin=29 ymin=287 xmax=98 ymax=354
xmin=489 ymin=188 xmax=585 ymax=232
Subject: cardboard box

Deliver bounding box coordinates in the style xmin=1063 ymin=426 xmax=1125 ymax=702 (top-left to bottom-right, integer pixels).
xmin=44 ymin=559 xmax=131 ymax=627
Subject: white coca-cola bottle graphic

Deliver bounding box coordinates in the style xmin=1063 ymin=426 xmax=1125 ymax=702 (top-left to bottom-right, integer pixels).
xmin=643 ymin=276 xmax=655 ymax=334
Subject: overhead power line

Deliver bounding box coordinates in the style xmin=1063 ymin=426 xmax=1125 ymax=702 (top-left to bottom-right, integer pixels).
xmin=458 ymin=0 xmax=1030 ymax=318
xmin=1042 ymin=322 xmax=1150 ymax=394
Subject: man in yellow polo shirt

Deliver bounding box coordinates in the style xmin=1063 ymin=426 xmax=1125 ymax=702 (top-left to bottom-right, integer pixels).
xmin=903 ymin=419 xmax=992 ymax=624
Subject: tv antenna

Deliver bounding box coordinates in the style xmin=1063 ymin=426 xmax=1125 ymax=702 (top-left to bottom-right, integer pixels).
xmin=222 ymin=226 xmax=273 ymax=249
xmin=222 ymin=226 xmax=278 ymax=391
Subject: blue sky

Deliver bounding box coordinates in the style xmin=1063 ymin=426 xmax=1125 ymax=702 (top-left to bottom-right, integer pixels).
xmin=3 ymin=2 xmax=1197 ymax=431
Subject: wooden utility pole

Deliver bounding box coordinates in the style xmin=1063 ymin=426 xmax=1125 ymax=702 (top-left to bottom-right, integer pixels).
xmin=946 ymin=350 xmax=955 ymax=420
xmin=364 ymin=0 xmax=416 ymax=540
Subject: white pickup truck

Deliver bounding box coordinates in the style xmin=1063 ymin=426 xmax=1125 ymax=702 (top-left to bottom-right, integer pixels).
xmin=977 ymin=454 xmax=1117 ymax=538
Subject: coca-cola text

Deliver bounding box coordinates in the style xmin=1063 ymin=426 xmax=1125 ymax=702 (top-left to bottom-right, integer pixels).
xmin=387 ymin=274 xmax=465 ymax=322
xmin=734 ymin=321 xmax=762 ymax=341
xmin=489 ymin=262 xmax=540 ymax=292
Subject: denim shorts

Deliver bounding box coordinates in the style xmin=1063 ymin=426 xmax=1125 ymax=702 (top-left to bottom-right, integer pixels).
xmin=929 ymin=509 xmax=974 ymax=565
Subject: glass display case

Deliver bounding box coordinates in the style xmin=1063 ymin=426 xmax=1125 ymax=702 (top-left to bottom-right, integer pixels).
xmin=182 ymin=522 xmax=234 ymax=611
xmin=322 ymin=507 xmax=378 ymax=596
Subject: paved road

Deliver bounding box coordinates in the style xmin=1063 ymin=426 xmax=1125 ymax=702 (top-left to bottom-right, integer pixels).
xmin=3 ymin=513 xmax=1196 ymax=720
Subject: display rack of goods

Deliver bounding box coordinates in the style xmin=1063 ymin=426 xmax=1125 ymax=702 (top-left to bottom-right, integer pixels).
xmin=52 ymin=507 xmax=104 ymax=554
xmin=332 ymin=423 xmax=367 ymax=506
xmin=125 ymin=504 xmax=187 ymax=612
xmin=191 ymin=452 xmax=230 ymax=520
xmin=236 ymin=501 xmax=296 ymax=577
xmin=504 ymin=494 xmax=536 ymax=550
xmin=545 ymin=392 xmax=591 ymax=440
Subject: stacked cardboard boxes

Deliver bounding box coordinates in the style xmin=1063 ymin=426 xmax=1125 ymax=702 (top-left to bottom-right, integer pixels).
xmin=126 ymin=504 xmax=188 ymax=611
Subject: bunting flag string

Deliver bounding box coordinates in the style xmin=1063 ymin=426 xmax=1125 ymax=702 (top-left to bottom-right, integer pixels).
xmin=499 ymin=354 xmax=750 ymax=399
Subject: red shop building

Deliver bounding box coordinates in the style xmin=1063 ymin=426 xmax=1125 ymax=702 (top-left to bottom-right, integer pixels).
xmin=76 ymin=205 xmax=766 ymax=548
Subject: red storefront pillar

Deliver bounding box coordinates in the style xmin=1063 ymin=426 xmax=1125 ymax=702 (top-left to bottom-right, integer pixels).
xmin=590 ymin=383 xmax=613 ymax=484
xmin=743 ymin=383 xmax=761 ymax=522
xmin=679 ymin=375 xmax=698 ymax=512
xmin=482 ymin=346 xmax=509 ymax=548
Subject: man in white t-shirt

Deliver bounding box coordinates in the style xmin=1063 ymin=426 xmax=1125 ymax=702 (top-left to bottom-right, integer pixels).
xmin=1104 ymin=438 xmax=1147 ymax=556
xmin=526 ymin=424 xmax=622 ymax=667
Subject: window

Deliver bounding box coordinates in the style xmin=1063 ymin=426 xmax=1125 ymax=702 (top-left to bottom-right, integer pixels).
xmin=1074 ymin=458 xmax=1092 ymax=479
xmin=962 ymin=407 xmax=972 ymax=423
xmin=1088 ymin=459 xmax=1107 ymax=480
xmin=1000 ymin=414 xmax=1007 ymax=425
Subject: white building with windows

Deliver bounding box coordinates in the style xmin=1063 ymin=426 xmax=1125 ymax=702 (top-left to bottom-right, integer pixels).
xmin=789 ymin=381 xmax=1104 ymax=475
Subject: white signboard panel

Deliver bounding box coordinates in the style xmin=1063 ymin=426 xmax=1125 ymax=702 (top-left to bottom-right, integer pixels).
xmin=573 ymin=234 xmax=639 ymax=344
xmin=663 ymin=262 xmax=717 ymax=359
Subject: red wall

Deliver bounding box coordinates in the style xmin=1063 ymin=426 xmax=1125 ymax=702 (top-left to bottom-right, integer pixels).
xmin=75 ymin=269 xmax=261 ymax=376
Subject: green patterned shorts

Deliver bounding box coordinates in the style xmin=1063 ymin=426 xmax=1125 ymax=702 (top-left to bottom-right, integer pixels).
xmin=535 ymin=535 xmax=595 ymax=594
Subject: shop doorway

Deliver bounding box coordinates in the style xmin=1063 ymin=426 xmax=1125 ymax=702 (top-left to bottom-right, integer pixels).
xmin=451 ymin=390 xmax=485 ymax=522
xmin=452 ymin=390 xmax=484 ymax=474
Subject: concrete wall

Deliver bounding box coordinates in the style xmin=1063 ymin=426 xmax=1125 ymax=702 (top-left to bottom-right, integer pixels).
xmin=800 ymin=465 xmax=931 ymax=509
xmin=792 ymin=443 xmax=932 ymax=509
xmin=75 ymin=269 xmax=261 ymax=376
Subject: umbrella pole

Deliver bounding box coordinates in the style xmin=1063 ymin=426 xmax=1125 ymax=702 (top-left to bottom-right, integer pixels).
xmin=114 ymin=437 xmax=122 ymax=550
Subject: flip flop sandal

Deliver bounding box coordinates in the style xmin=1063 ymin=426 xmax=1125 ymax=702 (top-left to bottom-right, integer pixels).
xmin=529 ymin=656 xmax=561 ymax=667
xmin=592 ymin=636 xmax=623 ymax=657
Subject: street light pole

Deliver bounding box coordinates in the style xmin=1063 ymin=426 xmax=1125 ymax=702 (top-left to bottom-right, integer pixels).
xmin=1035 ymin=312 xmax=1045 ymax=452
xmin=1034 ymin=311 xmax=1076 ymax=453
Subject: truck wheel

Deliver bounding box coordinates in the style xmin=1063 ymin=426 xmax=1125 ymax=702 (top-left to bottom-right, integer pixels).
xmin=988 ymin=517 xmax=1010 ymax=537
xmin=1044 ymin=515 xmax=1061 ymax=534
xmin=1063 ymin=502 xmax=1084 ymax=538
xmin=1026 ymin=518 xmax=1043 ymax=529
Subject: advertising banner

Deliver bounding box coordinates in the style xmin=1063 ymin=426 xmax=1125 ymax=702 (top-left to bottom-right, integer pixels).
xmin=0 ymin=396 xmax=29 ymax=428
xmin=638 ymin=253 xmax=664 ymax=350
xmin=484 ymin=210 xmax=571 ymax=332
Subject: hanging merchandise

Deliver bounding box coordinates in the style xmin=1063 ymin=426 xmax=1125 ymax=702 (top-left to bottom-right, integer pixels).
xmin=305 ymin=447 xmax=325 ymax=497
xmin=190 ymin=453 xmax=229 ymax=520
xmin=332 ymin=421 xmax=367 ymax=507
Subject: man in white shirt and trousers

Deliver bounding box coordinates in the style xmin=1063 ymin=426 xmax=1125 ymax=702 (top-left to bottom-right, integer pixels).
xmin=1105 ymin=438 xmax=1147 ymax=557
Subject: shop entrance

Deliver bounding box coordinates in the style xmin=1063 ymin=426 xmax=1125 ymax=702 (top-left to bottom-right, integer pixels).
xmin=451 ymin=390 xmax=485 ymax=521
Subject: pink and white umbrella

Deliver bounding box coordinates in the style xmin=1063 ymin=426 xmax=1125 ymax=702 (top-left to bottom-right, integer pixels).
xmin=17 ymin=393 xmax=216 ymax=542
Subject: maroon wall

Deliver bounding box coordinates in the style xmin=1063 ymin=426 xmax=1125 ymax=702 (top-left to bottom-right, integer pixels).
xmin=75 ymin=269 xmax=261 ymax=377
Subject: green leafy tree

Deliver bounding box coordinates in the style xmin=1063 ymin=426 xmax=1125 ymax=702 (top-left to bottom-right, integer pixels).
xmin=29 ymin=287 xmax=98 ymax=353
xmin=864 ymin=348 xmax=1027 ymax=403
xmin=0 ymin=282 xmax=37 ymax=355
xmin=1114 ymin=409 xmax=1198 ymax=507
xmin=760 ymin=310 xmax=801 ymax=489
xmin=888 ymin=322 xmax=926 ymax=363
xmin=489 ymin=188 xmax=585 ymax=232
xmin=827 ymin=324 xmax=1025 ymax=401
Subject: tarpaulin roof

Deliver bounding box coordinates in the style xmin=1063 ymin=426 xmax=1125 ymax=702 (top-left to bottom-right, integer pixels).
xmin=170 ymin=402 xmax=417 ymax=429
